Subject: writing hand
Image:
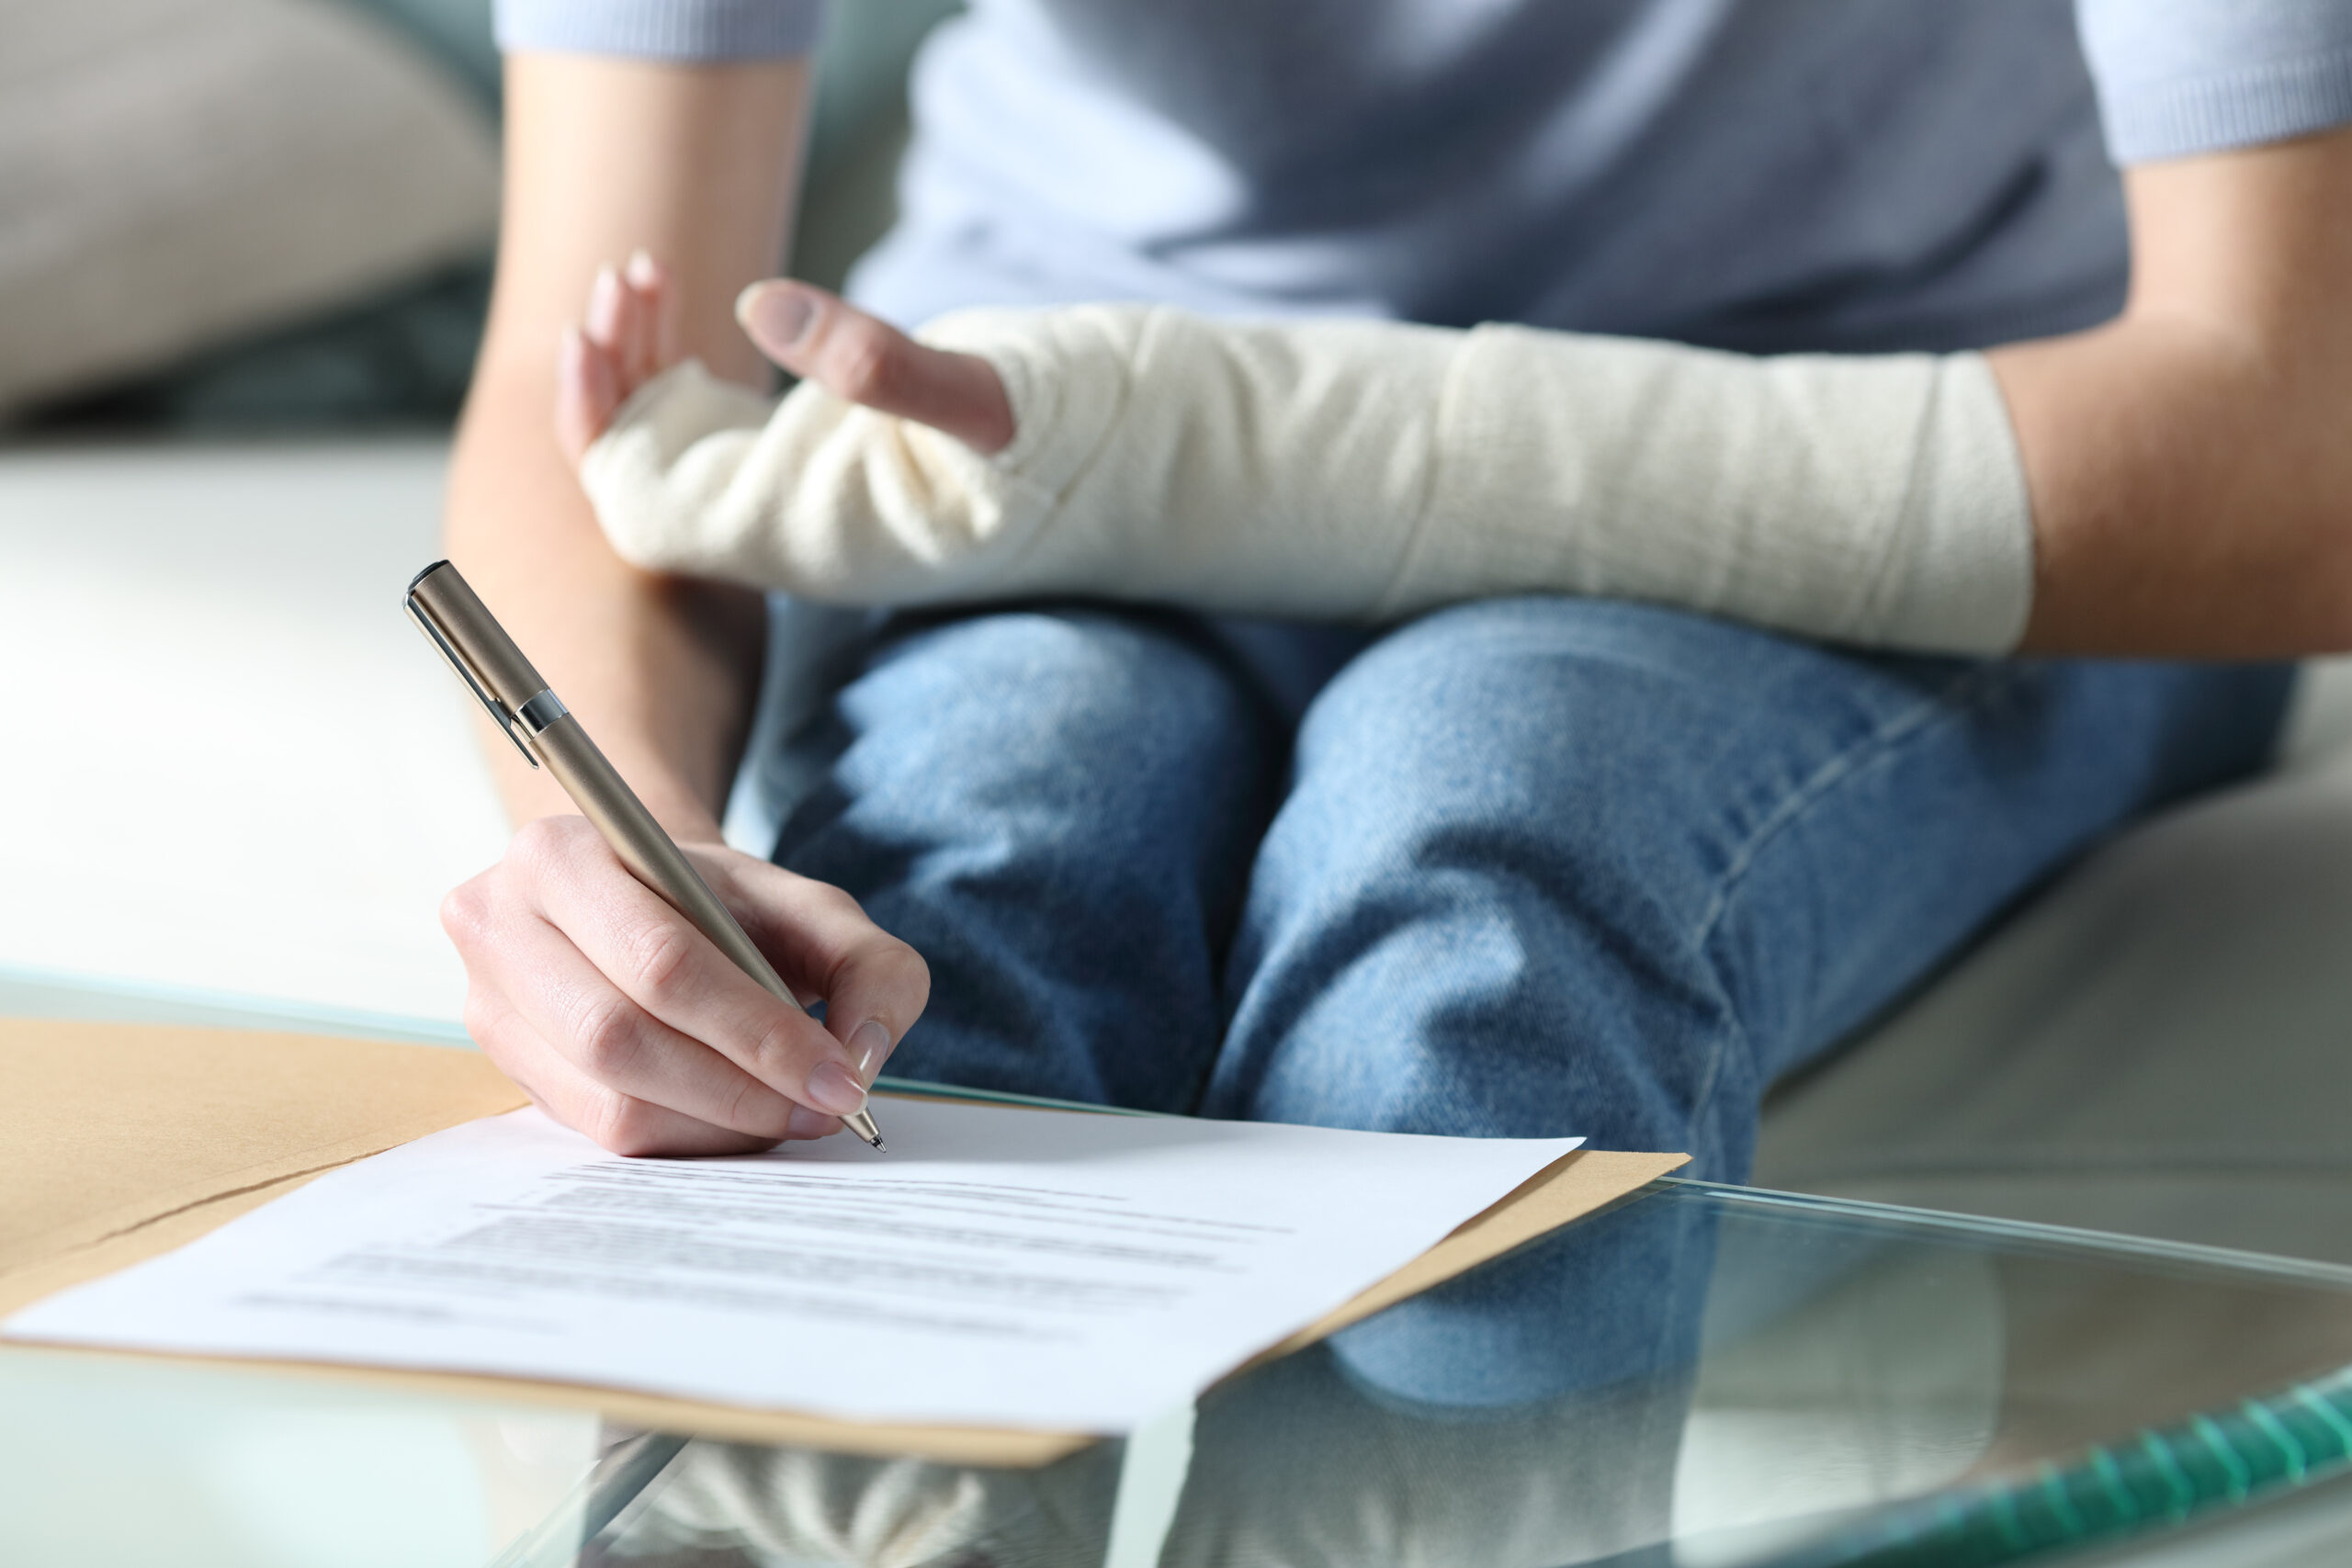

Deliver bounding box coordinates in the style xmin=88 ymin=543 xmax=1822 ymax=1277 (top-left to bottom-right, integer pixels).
xmin=443 ymin=817 xmax=929 ymax=1156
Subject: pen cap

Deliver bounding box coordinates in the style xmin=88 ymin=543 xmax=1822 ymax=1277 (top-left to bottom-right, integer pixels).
xmin=406 ymin=561 xmax=549 ymax=713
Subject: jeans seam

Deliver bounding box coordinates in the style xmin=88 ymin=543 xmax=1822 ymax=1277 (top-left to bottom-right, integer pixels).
xmin=1678 ymin=660 xmax=2026 ymax=1153
xmin=1679 ymin=965 xmax=1748 ymax=1182
xmin=1687 ymin=659 xmax=2021 ymax=956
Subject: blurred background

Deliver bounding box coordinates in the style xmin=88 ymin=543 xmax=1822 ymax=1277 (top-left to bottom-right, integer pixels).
xmin=1 ymin=0 xmax=956 ymax=436
xmin=0 ymin=0 xmax=965 ymax=1033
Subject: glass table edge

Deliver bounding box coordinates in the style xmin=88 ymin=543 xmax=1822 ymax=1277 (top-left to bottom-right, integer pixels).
xmin=0 ymin=960 xmax=474 ymax=1046
xmin=1660 ymin=1178 xmax=2352 ymax=1292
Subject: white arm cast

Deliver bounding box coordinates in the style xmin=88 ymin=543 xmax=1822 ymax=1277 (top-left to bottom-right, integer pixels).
xmin=580 ymin=304 xmax=2036 ymax=652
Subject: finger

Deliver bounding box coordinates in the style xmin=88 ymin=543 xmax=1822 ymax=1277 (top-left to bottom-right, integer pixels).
xmin=555 ymin=324 xmax=620 ymax=463
xmin=514 ymin=818 xmax=874 ymax=1119
xmin=736 ymin=279 xmax=1016 ymax=454
xmin=650 ymin=260 xmax=681 ymax=369
xmin=466 ymin=977 xmax=800 ymax=1157
xmin=618 ymin=257 xmax=654 ymax=385
xmin=693 ymin=852 xmax=931 ymax=1088
xmin=452 ymin=874 xmax=819 ymax=1141
xmin=624 ymin=249 xmax=676 ymax=380
xmin=583 ymin=263 xmax=626 ymax=354
xmin=445 ymin=857 xmax=831 ymax=1142
xmin=474 ymin=978 xmax=845 ymax=1150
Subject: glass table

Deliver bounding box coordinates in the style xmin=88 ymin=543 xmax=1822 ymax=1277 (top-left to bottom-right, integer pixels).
xmin=6 ymin=968 xmax=2352 ymax=1568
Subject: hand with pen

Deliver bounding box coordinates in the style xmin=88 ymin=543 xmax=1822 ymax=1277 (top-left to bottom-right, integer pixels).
xmin=440 ymin=811 xmax=924 ymax=1157
xmin=437 ymin=253 xmax=976 ymax=1163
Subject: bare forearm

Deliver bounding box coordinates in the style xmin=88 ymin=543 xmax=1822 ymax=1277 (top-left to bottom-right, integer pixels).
xmin=447 ymin=52 xmax=809 ymax=838
xmin=1996 ymin=126 xmax=2352 ymax=658
xmin=447 ymin=363 xmax=761 ymax=838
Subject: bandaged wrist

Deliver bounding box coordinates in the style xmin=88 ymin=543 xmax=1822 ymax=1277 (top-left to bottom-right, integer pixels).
xmin=581 ymin=305 xmax=2035 ymax=653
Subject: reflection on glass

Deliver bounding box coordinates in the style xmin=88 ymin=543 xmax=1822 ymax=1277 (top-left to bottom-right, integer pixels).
xmin=571 ymin=1185 xmax=2352 ymax=1568
xmin=603 ymin=1438 xmax=1121 ymax=1566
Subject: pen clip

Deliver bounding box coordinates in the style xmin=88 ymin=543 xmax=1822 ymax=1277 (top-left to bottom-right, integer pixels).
xmin=404 ymin=594 xmax=540 ymax=770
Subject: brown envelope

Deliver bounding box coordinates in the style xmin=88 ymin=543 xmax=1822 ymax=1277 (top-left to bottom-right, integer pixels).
xmin=0 ymin=1017 xmax=1686 ymax=1466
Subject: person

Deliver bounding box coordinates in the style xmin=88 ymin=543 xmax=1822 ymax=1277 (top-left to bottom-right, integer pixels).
xmin=442 ymin=1 xmax=2352 ymax=1179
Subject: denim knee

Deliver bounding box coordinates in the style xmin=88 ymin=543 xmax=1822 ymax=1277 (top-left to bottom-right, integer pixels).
xmin=872 ymin=610 xmax=1249 ymax=773
xmin=1206 ymin=594 xmax=2292 ymax=1179
xmin=782 ymin=605 xmax=1284 ymax=1109
xmin=1207 ymin=597 xmax=1763 ymax=1165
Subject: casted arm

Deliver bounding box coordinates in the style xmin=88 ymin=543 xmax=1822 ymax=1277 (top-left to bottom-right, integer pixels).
xmin=562 ymin=132 xmax=2352 ymax=667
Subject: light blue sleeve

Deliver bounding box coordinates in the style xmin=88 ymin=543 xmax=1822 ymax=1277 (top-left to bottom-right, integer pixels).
xmin=494 ymin=0 xmax=823 ymax=61
xmin=2078 ymin=0 xmax=2352 ymax=162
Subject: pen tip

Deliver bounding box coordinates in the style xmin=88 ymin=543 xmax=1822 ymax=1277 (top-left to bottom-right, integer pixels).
xmin=845 ymin=1106 xmax=886 ymax=1151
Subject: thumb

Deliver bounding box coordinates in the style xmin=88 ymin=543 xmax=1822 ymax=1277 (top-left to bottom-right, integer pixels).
xmin=737 ymin=280 xmax=1015 ymax=456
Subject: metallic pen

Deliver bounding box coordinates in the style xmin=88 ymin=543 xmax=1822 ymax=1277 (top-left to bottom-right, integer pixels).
xmin=405 ymin=559 xmax=887 ymax=1152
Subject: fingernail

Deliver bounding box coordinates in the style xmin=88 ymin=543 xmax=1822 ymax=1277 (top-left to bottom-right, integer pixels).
xmin=847 ymin=1020 xmax=892 ymax=1081
xmin=626 ymin=249 xmax=659 ymax=288
xmin=805 ymin=1059 xmax=867 ymax=1117
xmin=588 ymin=265 xmax=623 ymax=336
xmin=785 ymin=1105 xmax=836 ymax=1140
xmin=737 ymin=282 xmax=815 ymax=350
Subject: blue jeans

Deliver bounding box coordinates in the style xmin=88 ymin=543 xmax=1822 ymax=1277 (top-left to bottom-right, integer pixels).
xmin=772 ymin=597 xmax=2290 ymax=1186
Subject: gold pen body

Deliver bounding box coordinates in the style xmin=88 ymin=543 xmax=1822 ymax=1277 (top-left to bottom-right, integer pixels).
xmin=406 ymin=560 xmax=886 ymax=1152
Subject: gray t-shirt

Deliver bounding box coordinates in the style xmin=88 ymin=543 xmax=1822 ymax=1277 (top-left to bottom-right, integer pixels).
xmin=496 ymin=0 xmax=2352 ymax=353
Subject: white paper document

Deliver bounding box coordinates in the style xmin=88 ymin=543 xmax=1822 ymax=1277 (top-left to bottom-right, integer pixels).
xmin=9 ymin=1098 xmax=1578 ymax=1432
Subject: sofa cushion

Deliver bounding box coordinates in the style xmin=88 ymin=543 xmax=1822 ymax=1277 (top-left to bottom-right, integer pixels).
xmin=1756 ymin=665 xmax=2352 ymax=1263
xmin=0 ymin=0 xmax=498 ymax=416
